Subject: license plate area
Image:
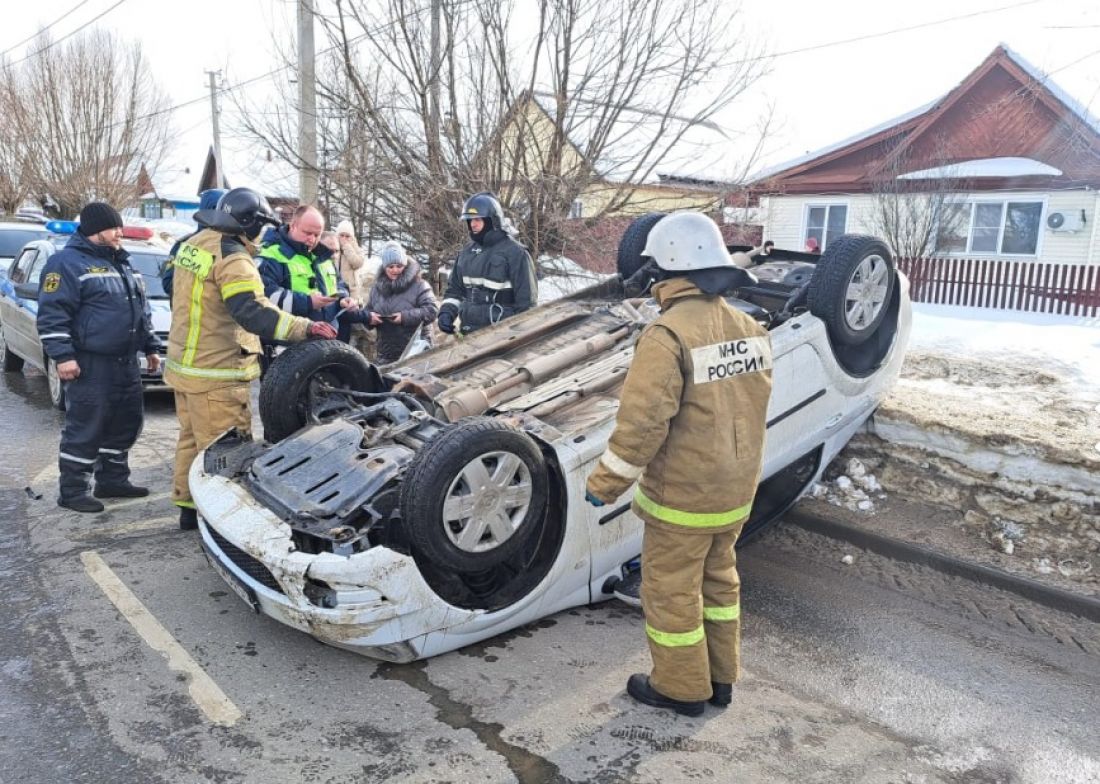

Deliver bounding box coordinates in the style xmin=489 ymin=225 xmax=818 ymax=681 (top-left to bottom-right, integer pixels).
xmin=202 ymin=540 xmax=260 ymax=613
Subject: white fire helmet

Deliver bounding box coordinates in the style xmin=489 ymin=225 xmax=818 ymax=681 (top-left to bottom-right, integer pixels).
xmin=642 ymin=211 xmax=736 ymax=272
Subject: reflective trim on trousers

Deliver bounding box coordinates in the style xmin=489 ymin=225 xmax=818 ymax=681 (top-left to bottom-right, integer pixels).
xmin=703 ymin=604 xmax=741 ymax=621
xmin=645 ymin=622 xmax=705 ymax=648
xmin=59 ymin=451 xmax=97 ymax=464
xmin=174 ymin=500 xmax=197 ymax=509
xmin=634 ymin=488 xmax=752 ymax=528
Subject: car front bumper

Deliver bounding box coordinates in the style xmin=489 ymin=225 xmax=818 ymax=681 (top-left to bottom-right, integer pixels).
xmin=190 ymin=456 xmax=480 ymax=662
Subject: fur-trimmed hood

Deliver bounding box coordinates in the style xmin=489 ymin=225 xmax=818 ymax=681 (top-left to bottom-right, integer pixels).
xmin=373 ymin=258 xmax=423 ymax=298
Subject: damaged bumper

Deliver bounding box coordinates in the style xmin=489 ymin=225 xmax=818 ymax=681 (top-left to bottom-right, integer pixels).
xmin=190 ymin=457 xmax=476 ymax=662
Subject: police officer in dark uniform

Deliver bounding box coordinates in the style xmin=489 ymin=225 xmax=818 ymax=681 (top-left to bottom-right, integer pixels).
xmin=437 ymin=192 xmax=537 ymax=335
xmin=37 ymin=202 xmax=161 ymax=513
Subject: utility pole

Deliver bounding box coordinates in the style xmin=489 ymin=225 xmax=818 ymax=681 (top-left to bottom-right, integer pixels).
xmin=428 ymin=0 xmax=441 ymax=169
xmin=206 ymin=70 xmax=224 ymax=188
xmin=298 ymin=0 xmax=319 ymax=205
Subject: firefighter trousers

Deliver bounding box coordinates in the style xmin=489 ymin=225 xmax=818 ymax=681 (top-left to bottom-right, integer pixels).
xmin=58 ymin=352 xmax=144 ymax=499
xmin=171 ymin=384 xmax=252 ymax=508
xmin=640 ymin=522 xmax=743 ymax=702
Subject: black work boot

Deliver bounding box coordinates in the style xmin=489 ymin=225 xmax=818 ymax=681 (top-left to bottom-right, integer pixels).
xmin=626 ymin=674 xmax=704 ymax=717
xmin=94 ymin=482 xmax=149 ymax=499
xmin=179 ymin=507 xmax=199 ymax=531
xmin=709 ymin=682 xmax=733 ymax=708
xmin=58 ymin=494 xmax=105 ymax=514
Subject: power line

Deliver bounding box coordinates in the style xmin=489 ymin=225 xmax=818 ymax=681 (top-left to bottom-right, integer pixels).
xmin=0 ymin=0 xmax=96 ymax=58
xmin=4 ymin=0 xmax=130 ymax=69
xmin=732 ymin=0 xmax=1045 ymax=64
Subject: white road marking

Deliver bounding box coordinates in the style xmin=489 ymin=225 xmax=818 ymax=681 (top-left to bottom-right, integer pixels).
xmin=80 ymin=550 xmax=243 ymax=727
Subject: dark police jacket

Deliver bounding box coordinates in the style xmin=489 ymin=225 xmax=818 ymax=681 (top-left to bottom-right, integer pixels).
xmin=37 ymin=232 xmax=159 ymax=363
xmin=442 ymin=228 xmax=537 ymax=333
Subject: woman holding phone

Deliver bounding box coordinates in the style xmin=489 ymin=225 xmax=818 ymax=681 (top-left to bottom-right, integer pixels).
xmin=365 ymin=241 xmax=439 ymax=364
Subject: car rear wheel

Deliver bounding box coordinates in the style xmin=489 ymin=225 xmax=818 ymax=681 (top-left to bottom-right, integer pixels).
xmin=400 ymin=418 xmax=549 ymax=573
xmin=259 ymin=340 xmax=382 ymax=442
xmin=46 ymin=359 xmax=66 ymax=411
xmin=807 ymin=235 xmax=896 ymax=346
xmin=616 ymin=212 xmax=667 ymax=280
xmin=0 ymin=328 xmax=23 ymax=372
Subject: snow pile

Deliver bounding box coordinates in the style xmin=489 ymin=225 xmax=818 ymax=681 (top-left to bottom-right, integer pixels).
xmin=537 ymin=256 xmax=613 ymax=303
xmin=811 ymin=457 xmax=885 ymax=513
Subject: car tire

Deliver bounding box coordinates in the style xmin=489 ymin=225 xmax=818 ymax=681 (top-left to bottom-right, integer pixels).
xmin=259 ymin=340 xmax=381 ymax=443
xmin=807 ymin=235 xmax=896 ymax=346
xmin=400 ymin=418 xmax=549 ymax=573
xmin=46 ymin=359 xmax=66 ymax=411
xmin=0 ymin=330 xmax=23 ymax=372
xmin=616 ymin=212 xmax=667 ymax=280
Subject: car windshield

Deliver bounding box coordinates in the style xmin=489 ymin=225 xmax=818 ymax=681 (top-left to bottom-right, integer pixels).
xmin=129 ymin=252 xmax=169 ymax=298
xmin=0 ymin=228 xmax=48 ymax=260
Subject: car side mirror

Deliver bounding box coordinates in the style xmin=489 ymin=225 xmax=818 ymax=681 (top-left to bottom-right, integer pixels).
xmin=14 ymin=283 xmax=39 ymax=301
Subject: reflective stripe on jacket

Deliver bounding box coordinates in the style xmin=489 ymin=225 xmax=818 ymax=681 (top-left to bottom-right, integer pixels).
xmin=165 ymin=229 xmax=311 ymax=392
xmin=586 ymin=277 xmax=773 ymax=533
xmin=442 ymin=229 xmax=536 ymax=333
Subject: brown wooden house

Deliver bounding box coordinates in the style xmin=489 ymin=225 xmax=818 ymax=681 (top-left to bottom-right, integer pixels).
xmin=750 ymin=45 xmax=1100 ymax=266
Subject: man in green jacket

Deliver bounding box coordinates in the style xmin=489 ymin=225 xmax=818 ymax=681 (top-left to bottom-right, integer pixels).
xmin=586 ymin=211 xmax=773 ymax=716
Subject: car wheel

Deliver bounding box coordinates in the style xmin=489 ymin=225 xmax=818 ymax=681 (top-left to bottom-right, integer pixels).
xmin=259 ymin=340 xmax=382 ymax=443
xmin=400 ymin=418 xmax=549 ymax=573
xmin=616 ymin=212 xmax=666 ymax=280
xmin=46 ymin=359 xmax=66 ymax=411
xmin=807 ymin=235 xmax=896 ymax=346
xmin=0 ymin=328 xmax=24 ymax=372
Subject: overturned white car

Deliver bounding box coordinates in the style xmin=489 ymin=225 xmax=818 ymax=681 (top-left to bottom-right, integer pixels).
xmin=192 ymin=217 xmax=911 ymax=662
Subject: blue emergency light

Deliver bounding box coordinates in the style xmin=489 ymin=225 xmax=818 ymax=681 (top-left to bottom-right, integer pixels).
xmin=45 ymin=220 xmax=79 ymax=235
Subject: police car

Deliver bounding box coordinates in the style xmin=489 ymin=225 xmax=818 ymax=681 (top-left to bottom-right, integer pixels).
xmin=0 ymin=220 xmax=172 ymax=409
xmin=191 ymin=217 xmax=911 ymax=662
xmin=0 ymin=218 xmax=51 ymax=275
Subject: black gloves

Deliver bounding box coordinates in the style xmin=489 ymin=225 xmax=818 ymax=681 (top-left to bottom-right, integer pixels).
xmin=438 ymin=303 xmax=458 ymax=334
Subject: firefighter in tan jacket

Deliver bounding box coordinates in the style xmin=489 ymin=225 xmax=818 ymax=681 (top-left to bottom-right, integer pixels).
xmin=586 ymin=212 xmax=773 ymax=716
xmin=165 ymin=188 xmax=337 ymax=531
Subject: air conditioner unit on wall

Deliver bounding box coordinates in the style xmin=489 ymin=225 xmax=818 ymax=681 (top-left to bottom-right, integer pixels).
xmin=1046 ymin=210 xmax=1086 ymax=232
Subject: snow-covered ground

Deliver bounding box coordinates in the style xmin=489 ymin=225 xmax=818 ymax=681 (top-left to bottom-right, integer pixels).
xmin=817 ymin=303 xmax=1100 ymax=590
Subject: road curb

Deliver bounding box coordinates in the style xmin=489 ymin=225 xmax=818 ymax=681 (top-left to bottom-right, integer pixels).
xmin=784 ymin=507 xmax=1100 ymax=624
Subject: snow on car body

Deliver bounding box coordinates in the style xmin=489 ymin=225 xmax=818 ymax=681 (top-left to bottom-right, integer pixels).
xmin=191 ymin=226 xmax=912 ymax=662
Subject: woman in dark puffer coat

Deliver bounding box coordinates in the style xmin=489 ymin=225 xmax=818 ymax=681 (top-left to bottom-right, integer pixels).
xmin=365 ymin=241 xmax=439 ymax=364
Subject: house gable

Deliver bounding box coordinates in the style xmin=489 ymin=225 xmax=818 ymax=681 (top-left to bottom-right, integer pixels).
xmin=755 ymin=45 xmax=1100 ymax=195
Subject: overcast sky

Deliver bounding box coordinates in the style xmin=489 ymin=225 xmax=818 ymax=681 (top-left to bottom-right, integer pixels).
xmin=5 ymin=0 xmax=1100 ymax=195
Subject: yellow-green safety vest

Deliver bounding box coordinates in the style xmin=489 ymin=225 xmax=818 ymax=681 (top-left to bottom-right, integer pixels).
xmin=259 ymin=244 xmax=339 ymax=297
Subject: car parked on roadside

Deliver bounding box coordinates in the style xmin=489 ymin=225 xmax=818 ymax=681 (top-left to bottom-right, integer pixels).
xmin=0 ymin=221 xmax=171 ymax=409
xmin=192 ymin=215 xmax=911 ymax=663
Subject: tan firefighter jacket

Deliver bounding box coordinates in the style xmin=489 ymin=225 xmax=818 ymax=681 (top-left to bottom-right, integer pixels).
xmin=165 ymin=228 xmax=311 ymax=393
xmin=586 ymin=277 xmax=773 ymax=533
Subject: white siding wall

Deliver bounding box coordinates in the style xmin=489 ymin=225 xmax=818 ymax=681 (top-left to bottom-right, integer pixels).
xmin=761 ymin=190 xmax=1100 ymax=264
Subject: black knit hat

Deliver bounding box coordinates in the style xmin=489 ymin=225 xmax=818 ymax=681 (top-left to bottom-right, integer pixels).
xmin=78 ymin=202 xmax=124 ymax=237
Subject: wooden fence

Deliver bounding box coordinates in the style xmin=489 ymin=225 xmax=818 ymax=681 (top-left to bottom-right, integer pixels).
xmin=895 ymin=256 xmax=1100 ymax=317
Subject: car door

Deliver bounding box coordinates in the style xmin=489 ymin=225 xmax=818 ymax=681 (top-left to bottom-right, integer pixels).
xmin=0 ymin=246 xmax=42 ymax=364
xmin=7 ymin=243 xmax=53 ymax=369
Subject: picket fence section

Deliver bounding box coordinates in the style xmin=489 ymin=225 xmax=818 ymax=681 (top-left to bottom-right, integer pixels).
xmin=895 ymin=256 xmax=1100 ymax=317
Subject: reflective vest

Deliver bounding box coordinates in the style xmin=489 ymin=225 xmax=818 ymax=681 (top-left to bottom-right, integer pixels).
xmin=258 ymin=244 xmax=339 ymax=297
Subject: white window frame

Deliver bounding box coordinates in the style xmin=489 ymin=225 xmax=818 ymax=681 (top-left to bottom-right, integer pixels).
xmin=802 ymin=202 xmax=849 ymax=251
xmin=568 ymin=198 xmax=584 ymax=220
xmin=935 ymin=198 xmax=1046 ymax=257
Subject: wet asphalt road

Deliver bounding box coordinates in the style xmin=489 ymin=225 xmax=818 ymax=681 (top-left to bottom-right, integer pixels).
xmin=1 ymin=368 xmax=1098 ymax=784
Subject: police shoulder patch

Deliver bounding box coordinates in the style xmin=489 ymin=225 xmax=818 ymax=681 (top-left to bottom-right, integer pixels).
xmin=43 ymin=272 xmax=62 ymax=293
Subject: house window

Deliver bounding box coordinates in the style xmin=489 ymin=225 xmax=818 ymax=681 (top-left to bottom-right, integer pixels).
xmin=804 ymin=204 xmax=847 ymax=251
xmin=935 ymin=200 xmax=1042 ymax=255
xmin=568 ymin=199 xmax=583 ymax=219
xmin=142 ymin=201 xmax=162 ymax=220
